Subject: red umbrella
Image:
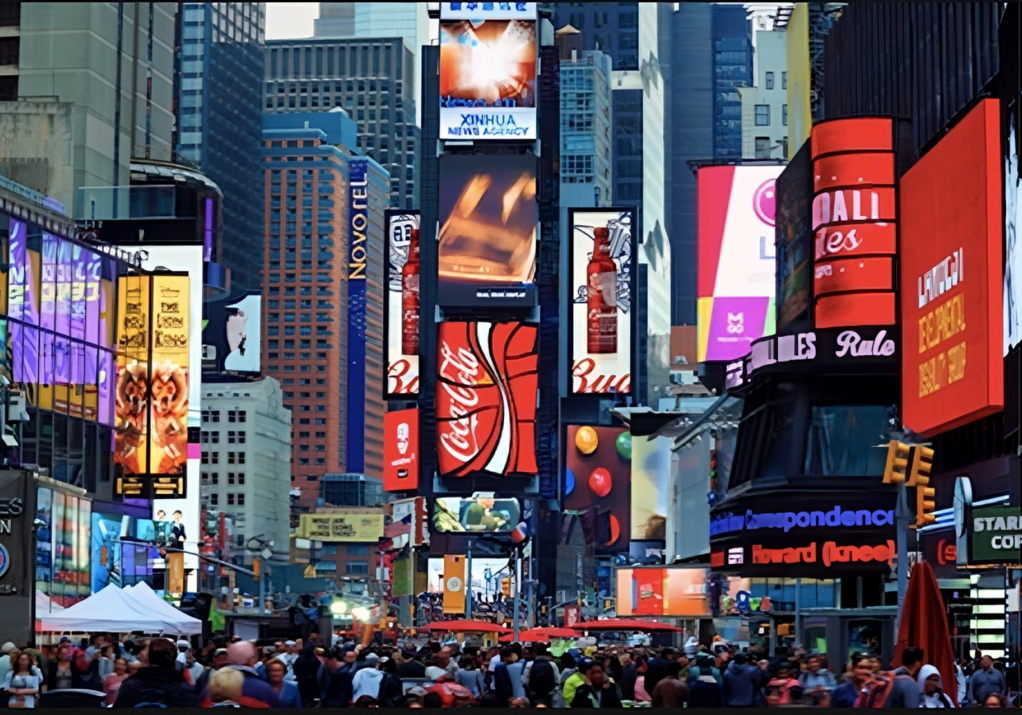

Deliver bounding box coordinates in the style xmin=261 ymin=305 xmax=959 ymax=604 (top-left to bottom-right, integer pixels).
xmin=893 ymin=561 xmax=958 ymax=706
xmin=569 ymin=618 xmax=683 ymax=632
xmin=424 ymin=619 xmax=511 ymax=633
xmin=498 ymin=627 xmax=578 ymax=643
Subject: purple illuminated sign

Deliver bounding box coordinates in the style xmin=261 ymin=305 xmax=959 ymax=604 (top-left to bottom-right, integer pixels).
xmin=86 ymin=250 xmax=101 ymax=345
xmin=41 ymin=233 xmax=57 ymax=330
xmin=204 ymin=197 xmax=214 ymax=262
xmin=71 ymin=244 xmax=87 ymax=340
xmin=56 ymin=239 xmax=72 ymax=335
xmin=704 ymin=296 xmax=772 ymax=362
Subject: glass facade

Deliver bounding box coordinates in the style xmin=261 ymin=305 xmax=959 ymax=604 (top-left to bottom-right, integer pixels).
xmin=712 ymin=8 xmax=752 ymax=159
xmin=264 ymin=39 xmax=421 ymax=210
xmin=176 ymin=3 xmax=266 ymax=291
xmin=559 ymin=52 xmax=613 ymax=202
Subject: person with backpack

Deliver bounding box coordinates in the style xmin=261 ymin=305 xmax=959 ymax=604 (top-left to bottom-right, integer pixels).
xmin=831 ymin=655 xmax=873 ymax=708
xmin=523 ymin=644 xmax=560 ymax=703
xmin=854 ymin=647 xmax=923 ymax=708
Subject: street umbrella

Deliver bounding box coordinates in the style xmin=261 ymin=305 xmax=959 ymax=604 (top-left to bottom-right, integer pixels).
xmin=569 ymin=618 xmax=683 ymax=632
xmin=424 ymin=619 xmax=511 ymax=634
xmin=499 ymin=627 xmax=578 ymax=643
xmin=893 ymin=560 xmax=958 ymax=706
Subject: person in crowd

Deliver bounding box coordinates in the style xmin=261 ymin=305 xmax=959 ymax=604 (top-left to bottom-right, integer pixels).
xmin=569 ymin=662 xmax=622 ymax=708
xmin=798 ymin=654 xmax=836 ymax=692
xmin=510 ymin=695 xmax=530 ymax=708
xmin=616 ymin=652 xmax=637 ymax=701
xmin=969 ymin=655 xmax=1008 ymax=707
xmin=275 ymin=640 xmax=298 ymax=682
xmin=985 ymin=693 xmax=1007 ymax=708
xmin=194 ymin=647 xmax=228 ymax=696
xmin=882 ymin=646 xmax=924 ymax=708
xmin=351 ymin=653 xmax=385 ymax=704
xmin=722 ymin=652 xmax=767 ymax=707
xmin=523 ymin=643 xmax=560 ymax=703
xmin=208 ymin=666 xmax=245 ymax=706
xmin=763 ymin=663 xmax=800 ymax=707
xmin=323 ymin=646 xmax=355 ymax=708
xmin=46 ymin=643 xmax=78 ymax=691
xmin=0 ymin=642 xmax=16 ymax=684
xmin=4 ymin=652 xmax=42 ymax=709
xmin=688 ymin=668 xmax=723 ymax=707
xmin=266 ymin=658 xmax=301 ymax=707
xmin=113 ymin=638 xmax=199 ymax=708
xmin=292 ymin=643 xmax=323 ymax=706
xmin=651 ymin=660 xmax=689 ymax=709
xmin=198 ymin=641 xmax=278 ymax=708
xmin=831 ymin=654 xmax=873 ymax=708
xmin=918 ymin=663 xmax=955 ymax=708
xmin=102 ymin=658 xmax=130 ymax=706
xmin=424 ymin=654 xmax=447 ymax=681
xmin=686 ymin=650 xmax=723 ymax=686
xmin=632 ymin=655 xmax=652 ymax=703
xmin=643 ymin=647 xmax=672 ymax=695
xmin=506 ymin=648 xmax=527 ymax=699
xmin=455 ymin=654 xmax=484 ymax=698
xmin=396 ymin=648 xmax=426 ymax=679
xmin=491 ymin=647 xmax=514 ymax=705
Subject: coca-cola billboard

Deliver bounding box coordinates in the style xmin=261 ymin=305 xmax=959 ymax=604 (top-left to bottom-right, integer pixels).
xmin=436 ymin=321 xmax=538 ymax=478
xmin=383 ymin=408 xmax=419 ymax=492
xmin=384 ymin=211 xmax=420 ymax=397
xmin=569 ymin=208 xmax=636 ymax=394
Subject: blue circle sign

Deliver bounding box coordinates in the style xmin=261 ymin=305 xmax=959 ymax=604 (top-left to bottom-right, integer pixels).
xmin=0 ymin=543 xmax=9 ymax=581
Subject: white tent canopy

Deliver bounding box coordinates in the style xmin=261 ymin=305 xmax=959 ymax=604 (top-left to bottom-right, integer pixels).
xmin=39 ymin=584 xmax=201 ymax=635
xmin=124 ymin=582 xmax=202 ymax=635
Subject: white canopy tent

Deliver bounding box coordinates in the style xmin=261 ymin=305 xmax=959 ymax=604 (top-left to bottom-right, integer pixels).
xmin=124 ymin=582 xmax=202 ymax=635
xmin=39 ymin=584 xmax=201 ymax=635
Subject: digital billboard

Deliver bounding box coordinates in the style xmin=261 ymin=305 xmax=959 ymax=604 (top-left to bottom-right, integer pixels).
xmin=438 ymin=154 xmax=538 ymax=308
xmin=900 ymin=99 xmax=1003 ymax=436
xmin=383 ymin=408 xmax=419 ymax=492
xmin=436 ymin=321 xmax=538 ymax=478
xmin=296 ymin=512 xmax=385 ymax=542
xmin=1005 ymin=113 xmax=1022 ymax=355
xmin=384 ymin=211 xmax=420 ymax=396
xmin=433 ymin=494 xmax=529 ymax=533
xmin=563 ymin=425 xmax=631 ymax=553
xmin=202 ymin=292 xmax=261 ymax=378
xmin=775 ymin=142 xmax=813 ymax=327
xmin=615 ymin=567 xmax=710 ymax=617
xmin=569 ymin=209 xmax=635 ymax=394
xmin=697 ymin=165 xmax=784 ymax=362
xmin=438 ymin=6 xmax=537 ymax=140
xmin=631 ymin=435 xmax=670 ymax=541
xmin=811 ymin=117 xmax=897 ymax=328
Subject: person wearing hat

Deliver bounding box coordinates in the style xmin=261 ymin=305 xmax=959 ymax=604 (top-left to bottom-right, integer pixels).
xmin=275 ymin=640 xmax=298 ymax=682
xmin=193 ymin=647 xmax=228 ymax=696
xmin=0 ymin=642 xmax=16 ymax=684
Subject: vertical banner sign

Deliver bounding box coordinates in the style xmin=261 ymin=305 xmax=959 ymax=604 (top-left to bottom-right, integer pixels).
xmin=810 ymin=118 xmax=898 ymax=328
xmin=348 ymin=160 xmax=369 ymax=473
xmin=442 ymin=554 xmax=467 ymax=614
xmin=436 ymin=322 xmax=538 ymax=478
xmin=385 ymin=211 xmax=420 ymax=396
xmin=570 ymin=209 xmax=635 ymax=394
xmin=149 ymin=275 xmax=190 ymax=477
xmin=115 ymin=274 xmax=152 ymax=477
xmin=383 ymin=408 xmax=420 ymax=492
xmin=900 ymin=99 xmax=1003 ymax=436
xmin=167 ymin=550 xmax=185 ymax=595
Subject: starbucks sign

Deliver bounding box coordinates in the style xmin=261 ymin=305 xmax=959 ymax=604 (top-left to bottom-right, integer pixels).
xmin=969 ymin=506 xmax=1022 ymax=565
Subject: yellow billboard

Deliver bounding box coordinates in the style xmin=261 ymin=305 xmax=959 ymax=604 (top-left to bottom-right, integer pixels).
xmin=786 ymin=4 xmax=812 ymax=159
xmin=296 ymin=512 xmax=385 ymax=542
xmin=114 ymin=274 xmax=151 ymax=476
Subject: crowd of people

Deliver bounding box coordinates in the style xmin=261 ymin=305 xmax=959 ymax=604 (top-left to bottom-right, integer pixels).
xmin=0 ymin=632 xmax=1014 ymax=708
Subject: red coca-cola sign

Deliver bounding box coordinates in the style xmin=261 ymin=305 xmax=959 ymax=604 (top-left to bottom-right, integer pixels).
xmin=436 ymin=321 xmax=538 ymax=478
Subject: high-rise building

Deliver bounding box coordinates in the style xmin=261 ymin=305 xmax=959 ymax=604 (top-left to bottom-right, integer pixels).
xmin=554 ymin=4 xmax=641 ymax=71
xmin=264 ymin=38 xmax=420 ymax=209
xmin=0 ymin=2 xmax=177 ymax=218
xmin=175 ymin=3 xmax=266 ymax=292
xmin=200 ymin=378 xmax=292 ymax=566
xmin=314 ymin=2 xmax=429 ymax=125
xmin=557 ymin=43 xmax=613 ymax=209
xmin=712 ymin=6 xmax=753 ymax=160
xmin=739 ymin=25 xmax=788 ymax=160
xmin=260 ymin=110 xmax=390 ymax=512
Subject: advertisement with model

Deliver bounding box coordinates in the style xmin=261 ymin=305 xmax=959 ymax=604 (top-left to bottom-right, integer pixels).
xmin=202 ymin=292 xmax=261 ymax=379
xmin=435 ymin=321 xmax=538 ymax=478
xmin=385 ymin=211 xmax=421 ymax=397
xmin=437 ymin=154 xmax=538 ymax=308
xmin=697 ymin=165 xmax=784 ymax=362
xmin=569 ymin=208 xmax=635 ymax=395
xmin=439 ymin=3 xmax=537 ymax=140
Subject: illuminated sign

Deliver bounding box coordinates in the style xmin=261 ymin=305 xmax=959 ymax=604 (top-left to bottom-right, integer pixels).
xmin=697 ymin=165 xmax=784 ymax=362
xmin=202 ymin=292 xmax=261 ymax=378
xmin=438 ymin=10 xmax=538 ymax=140
xmin=810 ymin=117 xmax=897 ymax=328
xmin=347 ymin=160 xmax=369 ymax=472
xmin=746 ymin=325 xmax=899 ymax=377
xmin=563 ymin=424 xmax=631 ymax=553
xmin=569 ymin=208 xmax=636 ymax=394
xmin=436 ymin=321 xmax=538 ymax=478
xmin=384 ymin=211 xmax=420 ymax=397
xmin=967 ymin=506 xmax=1022 ymax=565
xmin=437 ymin=154 xmax=538 ymax=308
xmin=900 ymin=99 xmax=1003 ymax=436
xmin=433 ymin=495 xmax=528 ymax=533
xmin=295 ymin=512 xmax=385 ymax=542
xmin=383 ymin=408 xmax=419 ymax=492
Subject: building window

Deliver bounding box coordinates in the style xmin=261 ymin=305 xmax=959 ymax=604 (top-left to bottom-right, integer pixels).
xmin=237 ymin=493 xmax=245 ymax=506
xmin=210 ymin=494 xmax=218 ymax=506
xmin=345 ymin=561 xmax=369 ymax=575
xmin=237 ymin=473 xmax=245 ymax=485
xmin=347 ymin=544 xmax=369 ymax=556
xmin=210 ymin=452 xmax=219 ymax=465
xmin=228 ymin=473 xmax=236 ymax=485
xmin=765 ymin=71 xmax=774 ymax=90
xmin=228 ymin=431 xmax=236 ymax=444
xmin=783 ymin=104 xmax=788 ymax=127
xmin=321 ymin=544 xmax=337 ymax=556
xmin=238 ymin=452 xmax=246 ymax=464
xmin=755 ymin=105 xmax=770 ymax=126
xmin=237 ymin=431 xmax=246 ymax=444
xmin=755 ymin=137 xmax=773 ymax=160
xmin=227 ymin=494 xmax=235 ymax=506
xmin=782 ymin=71 xmax=787 ymax=89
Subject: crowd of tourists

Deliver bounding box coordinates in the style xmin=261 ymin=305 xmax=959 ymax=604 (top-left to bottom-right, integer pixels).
xmin=0 ymin=632 xmax=1013 ymax=707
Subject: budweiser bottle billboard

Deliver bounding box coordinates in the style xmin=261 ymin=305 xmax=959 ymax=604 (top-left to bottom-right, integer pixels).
xmin=587 ymin=227 xmax=618 ymax=354
xmin=401 ymin=228 xmax=420 ymax=355
xmin=436 ymin=321 xmax=538 ymax=478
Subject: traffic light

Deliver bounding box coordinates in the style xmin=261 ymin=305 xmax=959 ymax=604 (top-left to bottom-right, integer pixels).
xmin=501 ymin=577 xmax=511 ymax=597
xmin=883 ymin=440 xmax=911 ymax=484
xmin=913 ymin=446 xmax=936 ymax=528
xmin=253 ymin=558 xmax=262 ymax=583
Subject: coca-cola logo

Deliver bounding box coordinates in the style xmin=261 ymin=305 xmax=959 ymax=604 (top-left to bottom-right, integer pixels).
xmin=753 ymin=179 xmax=777 ymax=227
xmin=436 ymin=322 xmax=538 ymax=478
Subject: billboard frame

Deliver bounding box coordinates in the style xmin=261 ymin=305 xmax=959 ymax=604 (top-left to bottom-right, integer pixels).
xmin=566 ymin=207 xmax=638 ymax=396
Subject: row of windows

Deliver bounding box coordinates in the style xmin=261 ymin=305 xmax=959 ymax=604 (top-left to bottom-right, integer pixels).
xmin=201 ymin=472 xmax=247 ymax=485
xmin=200 ymin=431 xmax=247 ymax=444
xmin=203 ymin=492 xmax=246 ymax=507
xmin=763 ymin=71 xmax=788 ymax=90
xmin=296 ymin=458 xmax=328 ymax=466
xmin=754 ymin=104 xmax=789 ymax=127
xmin=297 ymin=431 xmax=329 ymax=439
xmin=200 ymin=410 xmax=247 ymax=423
xmin=267 ymin=43 xmax=404 ymax=82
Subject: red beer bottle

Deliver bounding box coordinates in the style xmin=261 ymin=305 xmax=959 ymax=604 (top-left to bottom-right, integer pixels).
xmin=402 ymin=227 xmax=420 ymax=355
xmin=587 ymin=227 xmax=618 ymax=354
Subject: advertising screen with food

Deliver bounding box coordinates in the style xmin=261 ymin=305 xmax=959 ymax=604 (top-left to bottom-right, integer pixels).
xmin=564 ymin=424 xmax=631 ymax=553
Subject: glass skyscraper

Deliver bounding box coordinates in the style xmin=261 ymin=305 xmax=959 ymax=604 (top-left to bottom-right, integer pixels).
xmin=176 ymin=3 xmax=266 ymax=292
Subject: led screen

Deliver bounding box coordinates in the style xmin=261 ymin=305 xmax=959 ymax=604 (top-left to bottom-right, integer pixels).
xmin=570 ymin=209 xmax=635 ymax=394
xmin=439 ymin=13 xmax=537 ymax=140
xmin=202 ymin=292 xmax=261 ymax=378
xmin=385 ymin=211 xmax=420 ymax=396
xmin=383 ymin=408 xmax=419 ymax=492
xmin=1006 ymin=113 xmax=1022 ymax=355
xmin=615 ymin=567 xmax=710 ymax=617
xmin=438 ymin=154 xmax=537 ymax=308
xmin=697 ymin=166 xmax=784 ymax=362
xmin=563 ymin=425 xmax=631 ymax=553
xmin=436 ymin=321 xmax=538 ymax=478
xmin=433 ymin=495 xmax=526 ymax=533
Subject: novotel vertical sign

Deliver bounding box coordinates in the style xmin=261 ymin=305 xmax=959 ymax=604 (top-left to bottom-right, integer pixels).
xmin=810 ymin=118 xmax=898 ymax=328
xmin=347 ymin=160 xmax=369 ymax=473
